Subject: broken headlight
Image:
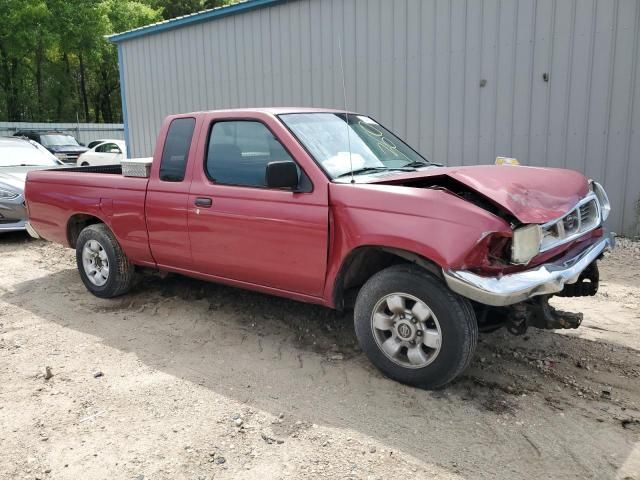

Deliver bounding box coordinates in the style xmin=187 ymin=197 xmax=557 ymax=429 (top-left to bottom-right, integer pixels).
xmin=511 ymin=224 xmax=542 ymax=265
xmin=590 ymin=181 xmax=610 ymax=221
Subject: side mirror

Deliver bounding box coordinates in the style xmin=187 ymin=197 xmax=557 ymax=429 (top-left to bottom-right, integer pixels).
xmin=265 ymin=161 xmax=299 ymax=190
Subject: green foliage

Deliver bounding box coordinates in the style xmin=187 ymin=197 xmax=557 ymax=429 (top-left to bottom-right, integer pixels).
xmin=0 ymin=0 xmax=232 ymax=123
xmin=151 ymin=0 xmax=230 ymax=19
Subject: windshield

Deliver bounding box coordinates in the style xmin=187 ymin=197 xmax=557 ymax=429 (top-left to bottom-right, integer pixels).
xmin=279 ymin=113 xmax=430 ymax=178
xmin=40 ymin=134 xmax=79 ymax=147
xmin=0 ymin=143 xmax=59 ymax=167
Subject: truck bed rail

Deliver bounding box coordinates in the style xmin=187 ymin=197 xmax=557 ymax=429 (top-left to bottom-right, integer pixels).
xmin=57 ymin=164 xmax=123 ymax=175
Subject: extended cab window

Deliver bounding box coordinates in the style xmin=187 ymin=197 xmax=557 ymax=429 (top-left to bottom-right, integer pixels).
xmin=206 ymin=121 xmax=297 ymax=188
xmin=160 ymin=117 xmax=195 ymax=182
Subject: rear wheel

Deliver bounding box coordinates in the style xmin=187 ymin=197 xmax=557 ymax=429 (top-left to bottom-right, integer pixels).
xmin=354 ymin=264 xmax=477 ymax=389
xmin=76 ymin=223 xmax=134 ymax=298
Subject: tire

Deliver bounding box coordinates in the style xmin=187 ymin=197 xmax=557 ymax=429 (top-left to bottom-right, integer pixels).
xmin=75 ymin=223 xmax=134 ymax=298
xmin=354 ymin=264 xmax=477 ymax=389
xmin=81 ymin=162 xmax=89 ymax=166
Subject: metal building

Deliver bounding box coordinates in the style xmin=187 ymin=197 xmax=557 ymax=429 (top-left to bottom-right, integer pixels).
xmin=109 ymin=0 xmax=640 ymax=236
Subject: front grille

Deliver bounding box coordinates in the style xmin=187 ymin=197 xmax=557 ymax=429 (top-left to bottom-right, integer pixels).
xmin=540 ymin=195 xmax=601 ymax=252
xmin=579 ymin=202 xmax=595 ymax=223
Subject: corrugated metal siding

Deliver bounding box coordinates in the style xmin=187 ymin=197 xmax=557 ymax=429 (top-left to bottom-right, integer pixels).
xmin=119 ymin=0 xmax=640 ymax=235
xmin=0 ymin=122 xmax=124 ymax=145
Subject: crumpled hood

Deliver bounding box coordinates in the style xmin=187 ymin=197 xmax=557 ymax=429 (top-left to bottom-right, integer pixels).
xmin=368 ymin=165 xmax=590 ymax=224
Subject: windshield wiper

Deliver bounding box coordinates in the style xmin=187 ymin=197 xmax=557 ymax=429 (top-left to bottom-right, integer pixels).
xmin=402 ymin=160 xmax=443 ymax=168
xmin=335 ymin=166 xmax=414 ymax=179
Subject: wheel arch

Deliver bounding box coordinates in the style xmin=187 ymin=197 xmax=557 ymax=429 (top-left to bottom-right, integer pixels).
xmin=67 ymin=213 xmax=107 ymax=248
xmin=332 ymin=245 xmax=443 ymax=311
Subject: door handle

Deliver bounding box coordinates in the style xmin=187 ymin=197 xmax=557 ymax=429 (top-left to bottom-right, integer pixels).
xmin=194 ymin=197 xmax=213 ymax=207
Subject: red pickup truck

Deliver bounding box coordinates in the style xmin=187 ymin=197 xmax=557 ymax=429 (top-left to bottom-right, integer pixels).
xmin=25 ymin=108 xmax=614 ymax=388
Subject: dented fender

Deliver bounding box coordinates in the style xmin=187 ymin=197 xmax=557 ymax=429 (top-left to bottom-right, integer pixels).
xmin=323 ymin=182 xmax=515 ymax=305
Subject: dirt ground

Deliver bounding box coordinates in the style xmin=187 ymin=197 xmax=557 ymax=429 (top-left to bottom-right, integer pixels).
xmin=1 ymin=233 xmax=639 ymax=480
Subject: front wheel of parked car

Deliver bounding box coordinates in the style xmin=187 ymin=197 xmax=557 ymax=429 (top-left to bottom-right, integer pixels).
xmin=354 ymin=264 xmax=478 ymax=389
xmin=76 ymin=223 xmax=134 ymax=298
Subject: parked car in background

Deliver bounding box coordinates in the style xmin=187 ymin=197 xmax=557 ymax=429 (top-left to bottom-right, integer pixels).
xmin=77 ymin=140 xmax=126 ymax=166
xmin=13 ymin=131 xmax=88 ymax=164
xmin=87 ymin=138 xmax=123 ymax=150
xmin=0 ymin=137 xmax=62 ymax=233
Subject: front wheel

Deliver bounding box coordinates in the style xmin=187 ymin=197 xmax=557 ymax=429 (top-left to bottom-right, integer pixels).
xmin=354 ymin=264 xmax=477 ymax=389
xmin=76 ymin=223 xmax=135 ymax=298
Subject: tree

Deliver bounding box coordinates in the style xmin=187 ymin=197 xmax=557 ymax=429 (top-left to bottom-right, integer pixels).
xmin=150 ymin=0 xmax=233 ymax=20
xmin=0 ymin=0 xmax=50 ymax=121
xmin=0 ymin=0 xmax=236 ymax=123
xmin=203 ymin=0 xmax=232 ymax=10
xmin=0 ymin=0 xmax=161 ymax=122
xmin=153 ymin=0 xmax=204 ymax=19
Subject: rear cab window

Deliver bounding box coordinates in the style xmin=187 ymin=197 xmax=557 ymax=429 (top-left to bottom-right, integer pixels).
xmin=159 ymin=117 xmax=196 ymax=182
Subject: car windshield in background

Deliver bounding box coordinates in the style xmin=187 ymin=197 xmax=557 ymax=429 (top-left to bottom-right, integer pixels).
xmin=40 ymin=134 xmax=79 ymax=147
xmin=279 ymin=113 xmax=431 ymax=179
xmin=0 ymin=144 xmax=59 ymax=167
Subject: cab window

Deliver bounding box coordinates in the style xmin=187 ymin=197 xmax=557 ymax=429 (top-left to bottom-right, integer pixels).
xmin=205 ymin=120 xmax=307 ymax=189
xmin=159 ymin=117 xmax=195 ymax=182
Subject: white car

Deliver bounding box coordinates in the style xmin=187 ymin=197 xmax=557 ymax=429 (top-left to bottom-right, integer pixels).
xmin=77 ymin=140 xmax=126 ymax=166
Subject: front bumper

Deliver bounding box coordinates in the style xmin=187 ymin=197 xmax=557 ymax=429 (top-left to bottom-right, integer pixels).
xmin=0 ymin=219 xmax=27 ymax=232
xmin=443 ymin=233 xmax=615 ymax=306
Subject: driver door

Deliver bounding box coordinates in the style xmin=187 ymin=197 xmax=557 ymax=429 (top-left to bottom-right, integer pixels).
xmin=187 ymin=113 xmax=329 ymax=297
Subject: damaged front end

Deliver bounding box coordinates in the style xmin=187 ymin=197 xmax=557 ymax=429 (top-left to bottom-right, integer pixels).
xmin=473 ymin=260 xmax=600 ymax=335
xmin=444 ymin=233 xmax=613 ymax=306
xmin=375 ymin=165 xmax=614 ymax=335
xmin=509 ymin=295 xmax=584 ymax=333
xmin=444 ymin=233 xmax=613 ymax=334
xmin=479 ymin=293 xmax=587 ymax=335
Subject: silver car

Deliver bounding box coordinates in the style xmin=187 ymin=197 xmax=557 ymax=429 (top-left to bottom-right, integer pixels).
xmin=0 ymin=137 xmax=62 ymax=233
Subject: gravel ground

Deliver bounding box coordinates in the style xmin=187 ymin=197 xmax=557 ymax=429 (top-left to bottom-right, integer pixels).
xmin=1 ymin=233 xmax=639 ymax=480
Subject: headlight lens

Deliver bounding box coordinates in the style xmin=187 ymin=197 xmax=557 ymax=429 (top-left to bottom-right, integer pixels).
xmin=511 ymin=224 xmax=542 ymax=265
xmin=591 ymin=181 xmax=610 ymax=221
xmin=0 ymin=188 xmax=20 ymax=200
xmin=54 ymin=153 xmax=68 ymax=161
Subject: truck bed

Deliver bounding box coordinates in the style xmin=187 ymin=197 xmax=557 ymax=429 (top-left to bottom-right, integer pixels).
xmin=25 ymin=167 xmax=155 ymax=266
